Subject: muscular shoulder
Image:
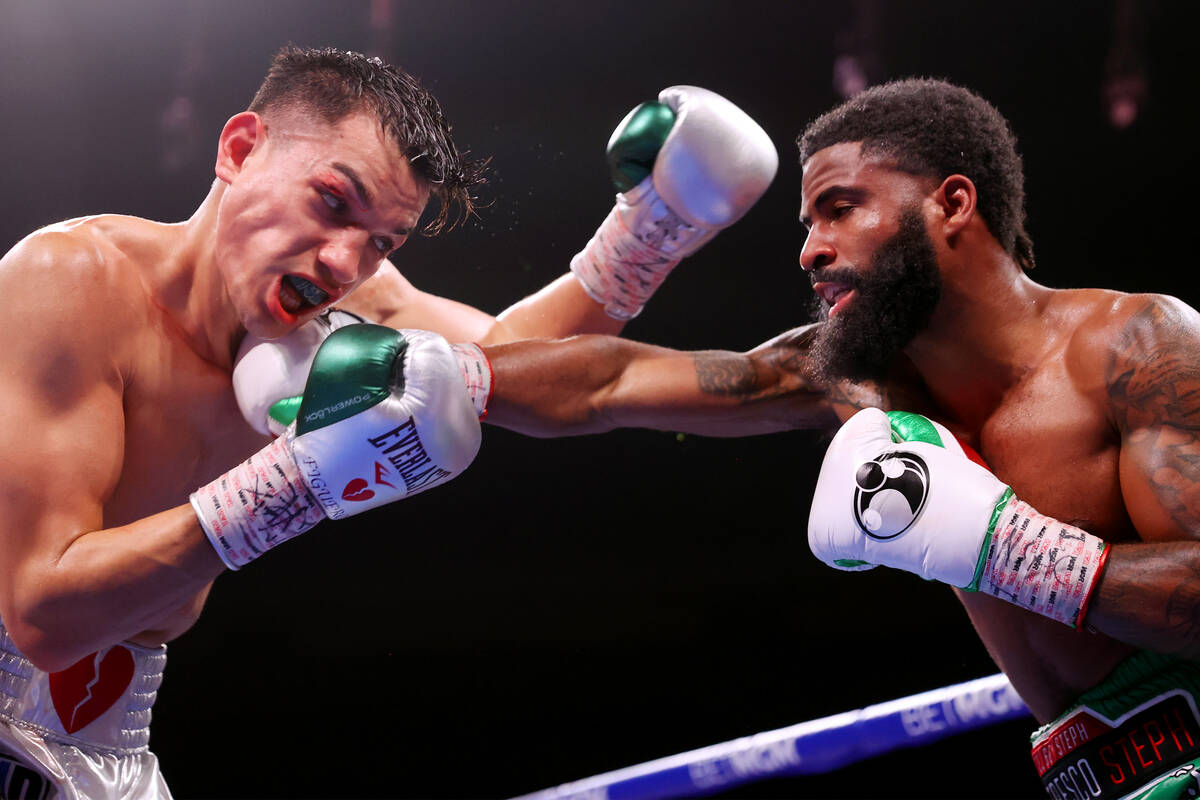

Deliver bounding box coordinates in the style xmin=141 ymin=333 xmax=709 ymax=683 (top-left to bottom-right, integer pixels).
xmin=0 ymin=218 xmax=146 ymax=313
xmin=0 ymin=218 xmax=148 ymax=378
xmin=1061 ymin=289 xmax=1200 ymax=431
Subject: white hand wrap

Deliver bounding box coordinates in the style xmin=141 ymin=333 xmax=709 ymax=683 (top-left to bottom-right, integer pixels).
xmin=571 ymin=85 xmax=776 ymax=320
xmin=978 ymin=497 xmax=1110 ymax=628
xmin=450 ymin=342 xmax=494 ymax=419
xmin=190 ymin=436 xmax=325 ymax=570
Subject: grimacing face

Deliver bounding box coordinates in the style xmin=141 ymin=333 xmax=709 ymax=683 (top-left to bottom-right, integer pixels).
xmin=214 ymin=109 xmax=429 ymax=339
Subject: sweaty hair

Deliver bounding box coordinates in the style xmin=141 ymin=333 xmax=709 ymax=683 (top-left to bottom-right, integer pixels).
xmin=248 ymin=45 xmax=486 ymax=235
xmin=797 ymin=78 xmax=1034 ymax=270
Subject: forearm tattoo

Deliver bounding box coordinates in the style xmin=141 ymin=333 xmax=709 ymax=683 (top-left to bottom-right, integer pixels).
xmin=689 ymin=324 xmax=900 ymax=420
xmin=694 ymin=353 xmax=759 ymax=397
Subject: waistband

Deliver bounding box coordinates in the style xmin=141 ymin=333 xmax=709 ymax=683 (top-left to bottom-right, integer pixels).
xmin=0 ymin=620 xmax=166 ymax=755
xmin=1031 ymin=651 xmax=1200 ymax=799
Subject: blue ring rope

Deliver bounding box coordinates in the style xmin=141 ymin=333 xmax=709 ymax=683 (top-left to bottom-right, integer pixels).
xmin=513 ymin=673 xmax=1029 ymax=800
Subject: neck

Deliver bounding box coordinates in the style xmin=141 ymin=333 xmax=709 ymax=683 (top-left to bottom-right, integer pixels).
xmin=903 ymin=248 xmax=1053 ymax=431
xmin=154 ymin=180 xmax=243 ymax=371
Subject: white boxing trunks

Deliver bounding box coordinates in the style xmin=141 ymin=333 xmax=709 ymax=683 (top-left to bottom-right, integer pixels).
xmin=0 ymin=619 xmax=171 ymax=799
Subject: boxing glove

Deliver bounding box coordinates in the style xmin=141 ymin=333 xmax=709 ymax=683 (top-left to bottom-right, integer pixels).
xmin=234 ymin=309 xmax=367 ymax=436
xmin=233 ymin=310 xmax=492 ymax=436
xmin=807 ymin=408 xmax=1109 ymax=628
xmin=193 ymin=325 xmax=481 ymax=569
xmin=571 ymin=85 xmax=778 ymax=320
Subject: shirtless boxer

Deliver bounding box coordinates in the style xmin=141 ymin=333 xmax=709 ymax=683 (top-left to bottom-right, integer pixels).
xmin=0 ymin=45 xmax=776 ymax=798
xmin=238 ymin=77 xmax=1199 ymax=798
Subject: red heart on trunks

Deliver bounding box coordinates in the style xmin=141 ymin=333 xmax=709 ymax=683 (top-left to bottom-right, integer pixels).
xmin=49 ymin=646 xmax=135 ymax=734
xmin=342 ymin=478 xmax=375 ymax=502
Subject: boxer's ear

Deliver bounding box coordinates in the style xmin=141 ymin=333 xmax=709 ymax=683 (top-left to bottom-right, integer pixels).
xmin=934 ymin=174 xmax=977 ymax=240
xmin=215 ymin=112 xmax=263 ymax=184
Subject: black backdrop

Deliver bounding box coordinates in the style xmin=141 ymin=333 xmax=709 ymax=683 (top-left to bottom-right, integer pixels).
xmin=1 ymin=1 xmax=1196 ymax=797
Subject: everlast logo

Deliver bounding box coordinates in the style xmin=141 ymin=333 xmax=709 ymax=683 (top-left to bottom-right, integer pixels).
xmin=1033 ymin=692 xmax=1200 ymax=800
xmin=368 ymin=417 xmax=452 ymax=493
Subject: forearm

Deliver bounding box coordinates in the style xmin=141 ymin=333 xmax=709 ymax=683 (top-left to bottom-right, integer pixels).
xmin=10 ymin=504 xmax=224 ymax=671
xmin=487 ymin=273 xmax=625 ymax=343
xmin=1086 ymin=540 xmax=1200 ymax=658
xmin=484 ymin=334 xmax=834 ymax=438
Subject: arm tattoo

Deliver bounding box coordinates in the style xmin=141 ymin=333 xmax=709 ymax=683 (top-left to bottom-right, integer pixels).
xmin=694 ymin=353 xmax=758 ymax=397
xmin=1108 ymin=298 xmax=1200 ymax=534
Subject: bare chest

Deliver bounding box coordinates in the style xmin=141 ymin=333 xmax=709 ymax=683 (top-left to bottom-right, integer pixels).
xmin=944 ymin=365 xmax=1137 ymax=720
xmin=104 ymin=335 xmax=268 ymax=528
xmin=971 ymin=368 xmax=1130 ymax=541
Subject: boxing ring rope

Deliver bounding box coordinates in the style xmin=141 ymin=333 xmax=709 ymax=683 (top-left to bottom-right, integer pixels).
xmin=514 ymin=672 xmax=1030 ymax=800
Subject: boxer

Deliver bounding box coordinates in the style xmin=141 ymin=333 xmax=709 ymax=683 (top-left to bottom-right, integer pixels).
xmin=0 ymin=43 xmax=775 ymax=797
xmin=238 ymin=77 xmax=1200 ymax=799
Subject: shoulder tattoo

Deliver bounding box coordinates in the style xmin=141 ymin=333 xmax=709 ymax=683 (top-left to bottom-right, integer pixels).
xmin=1108 ymin=297 xmax=1200 ymax=533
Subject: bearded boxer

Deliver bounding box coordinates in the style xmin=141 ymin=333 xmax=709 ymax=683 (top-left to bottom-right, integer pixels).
xmin=0 ymin=44 xmax=776 ymax=798
xmin=242 ymin=77 xmax=1200 ymax=798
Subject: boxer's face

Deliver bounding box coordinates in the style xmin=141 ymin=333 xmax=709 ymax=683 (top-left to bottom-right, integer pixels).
xmin=215 ymin=109 xmax=429 ymax=338
xmin=799 ymin=142 xmax=942 ymax=382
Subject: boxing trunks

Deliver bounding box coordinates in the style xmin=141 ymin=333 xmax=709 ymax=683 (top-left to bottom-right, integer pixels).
xmin=1031 ymin=650 xmax=1200 ymax=800
xmin=0 ymin=618 xmax=171 ymax=799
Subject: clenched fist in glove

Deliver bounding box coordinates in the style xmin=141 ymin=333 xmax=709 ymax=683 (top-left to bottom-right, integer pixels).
xmin=193 ymin=324 xmax=481 ymax=569
xmin=570 ymin=85 xmax=777 ymax=320
xmin=807 ymin=408 xmax=1109 ymax=628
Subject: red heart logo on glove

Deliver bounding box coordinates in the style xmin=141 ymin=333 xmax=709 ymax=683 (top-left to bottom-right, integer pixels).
xmin=49 ymin=646 xmax=135 ymax=734
xmin=342 ymin=478 xmax=375 ymax=502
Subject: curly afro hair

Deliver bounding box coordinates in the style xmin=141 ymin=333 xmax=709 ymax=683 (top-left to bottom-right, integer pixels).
xmin=798 ymin=78 xmax=1034 ymax=270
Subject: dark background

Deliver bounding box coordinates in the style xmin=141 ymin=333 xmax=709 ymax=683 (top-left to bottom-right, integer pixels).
xmin=1 ymin=1 xmax=1195 ymax=797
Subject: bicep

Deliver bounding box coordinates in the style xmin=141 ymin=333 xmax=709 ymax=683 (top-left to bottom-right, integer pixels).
xmin=0 ymin=242 xmax=127 ymax=612
xmin=1110 ymin=295 xmax=1200 ymax=541
xmin=1120 ymin=423 xmax=1200 ymax=541
xmin=0 ymin=353 xmax=125 ymax=611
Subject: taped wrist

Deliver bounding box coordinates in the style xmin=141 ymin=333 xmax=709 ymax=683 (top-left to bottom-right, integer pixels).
xmin=450 ymin=342 xmax=493 ymax=420
xmin=570 ymin=177 xmax=711 ymax=320
xmin=977 ymin=496 xmax=1110 ymax=628
xmin=190 ymin=436 xmax=326 ymax=570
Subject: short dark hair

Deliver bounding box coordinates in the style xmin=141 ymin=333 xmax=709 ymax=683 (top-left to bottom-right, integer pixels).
xmin=249 ymin=45 xmax=486 ymax=235
xmin=797 ymin=78 xmax=1034 ymax=270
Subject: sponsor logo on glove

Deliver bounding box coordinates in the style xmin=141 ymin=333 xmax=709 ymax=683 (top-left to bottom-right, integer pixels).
xmin=853 ymin=451 xmax=930 ymax=540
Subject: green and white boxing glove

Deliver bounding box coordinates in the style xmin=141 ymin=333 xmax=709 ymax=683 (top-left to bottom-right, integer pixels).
xmin=193 ymin=324 xmax=481 ymax=569
xmin=570 ymin=85 xmax=778 ymax=320
xmin=807 ymin=408 xmax=1110 ymax=628
xmin=233 ymin=309 xmax=492 ymax=436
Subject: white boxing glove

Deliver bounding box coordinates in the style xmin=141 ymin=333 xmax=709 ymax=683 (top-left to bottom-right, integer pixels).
xmin=571 ymin=85 xmax=778 ymax=320
xmin=194 ymin=325 xmax=481 ymax=569
xmin=234 ymin=309 xmax=367 ymax=436
xmin=807 ymin=409 xmax=1110 ymax=628
xmin=234 ymin=309 xmax=492 ymax=436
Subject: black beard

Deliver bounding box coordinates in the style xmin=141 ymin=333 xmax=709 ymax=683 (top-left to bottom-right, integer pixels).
xmin=808 ymin=208 xmax=942 ymax=383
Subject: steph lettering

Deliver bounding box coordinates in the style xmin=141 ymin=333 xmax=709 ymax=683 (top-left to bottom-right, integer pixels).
xmin=1036 ymin=694 xmax=1200 ymax=798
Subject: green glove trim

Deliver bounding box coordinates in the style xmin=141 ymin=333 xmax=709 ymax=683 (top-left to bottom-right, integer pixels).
xmin=268 ymin=395 xmax=302 ymax=430
xmin=606 ymin=101 xmax=676 ymax=193
xmin=887 ymin=410 xmax=945 ymax=447
xmin=834 ymin=558 xmax=872 ymax=568
xmin=963 ymin=486 xmax=1015 ymax=591
xmin=295 ymin=324 xmax=407 ymax=435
